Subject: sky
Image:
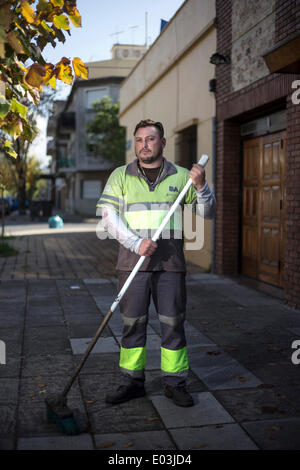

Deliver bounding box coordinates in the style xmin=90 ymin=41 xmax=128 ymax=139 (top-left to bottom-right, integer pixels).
xmin=31 ymin=0 xmax=186 ymax=168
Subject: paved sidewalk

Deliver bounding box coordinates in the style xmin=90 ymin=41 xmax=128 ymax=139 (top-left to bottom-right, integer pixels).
xmin=1 ymin=273 xmax=300 ymax=451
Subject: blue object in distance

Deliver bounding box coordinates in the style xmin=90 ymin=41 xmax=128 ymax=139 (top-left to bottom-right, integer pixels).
xmin=48 ymin=215 xmax=64 ymax=229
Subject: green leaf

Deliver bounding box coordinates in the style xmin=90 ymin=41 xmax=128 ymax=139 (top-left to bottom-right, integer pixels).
xmin=50 ymin=0 xmax=64 ymax=5
xmin=4 ymin=140 xmax=18 ymax=159
xmin=0 ymin=96 xmax=10 ymax=119
xmin=53 ymin=14 xmax=70 ymax=30
xmin=40 ymin=19 xmax=54 ymax=33
xmin=37 ymin=0 xmax=52 ymax=12
xmin=10 ymin=98 xmax=28 ymax=120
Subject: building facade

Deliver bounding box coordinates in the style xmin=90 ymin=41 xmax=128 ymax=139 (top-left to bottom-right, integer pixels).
xmin=215 ymin=0 xmax=300 ymax=308
xmin=47 ymin=44 xmax=147 ymax=216
xmin=119 ymin=0 xmax=216 ymax=271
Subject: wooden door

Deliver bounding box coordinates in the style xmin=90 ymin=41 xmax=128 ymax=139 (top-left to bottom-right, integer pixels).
xmin=242 ymin=132 xmax=286 ymax=287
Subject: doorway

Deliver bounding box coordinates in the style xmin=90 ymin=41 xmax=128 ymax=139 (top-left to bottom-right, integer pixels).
xmin=242 ymin=131 xmax=286 ymax=287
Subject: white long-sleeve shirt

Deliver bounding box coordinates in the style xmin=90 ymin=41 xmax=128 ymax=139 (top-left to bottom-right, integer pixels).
xmin=101 ymin=181 xmax=216 ymax=254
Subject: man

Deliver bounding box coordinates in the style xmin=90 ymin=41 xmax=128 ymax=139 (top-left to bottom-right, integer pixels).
xmin=96 ymin=119 xmax=216 ymax=407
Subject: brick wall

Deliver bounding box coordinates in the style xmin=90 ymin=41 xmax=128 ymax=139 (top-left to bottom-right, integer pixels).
xmin=285 ymin=95 xmax=300 ymax=308
xmin=275 ymin=0 xmax=300 ymax=42
xmin=215 ymin=120 xmax=240 ymax=274
xmin=215 ymin=0 xmax=300 ymax=308
xmin=215 ymin=0 xmax=232 ymax=104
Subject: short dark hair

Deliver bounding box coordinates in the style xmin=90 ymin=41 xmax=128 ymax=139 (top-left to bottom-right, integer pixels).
xmin=134 ymin=119 xmax=164 ymax=139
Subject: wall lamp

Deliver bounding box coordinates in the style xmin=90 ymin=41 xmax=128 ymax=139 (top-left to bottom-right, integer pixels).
xmin=210 ymin=52 xmax=231 ymax=65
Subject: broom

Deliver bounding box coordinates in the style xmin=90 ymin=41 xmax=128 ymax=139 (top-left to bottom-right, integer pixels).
xmin=45 ymin=154 xmax=209 ymax=435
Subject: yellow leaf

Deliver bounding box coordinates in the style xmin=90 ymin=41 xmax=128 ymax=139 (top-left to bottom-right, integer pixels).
xmin=68 ymin=8 xmax=81 ymax=27
xmin=50 ymin=0 xmax=64 ymax=5
xmin=43 ymin=63 xmax=55 ymax=88
xmin=97 ymin=441 xmax=115 ymax=449
xmin=46 ymin=75 xmax=56 ymax=89
xmin=55 ymin=59 xmax=73 ymax=85
xmin=72 ymin=57 xmax=88 ymax=80
xmin=14 ymin=57 xmax=27 ymax=73
xmin=123 ymin=442 xmax=133 ymax=448
xmin=2 ymin=118 xmax=23 ymax=139
xmin=24 ymin=63 xmax=46 ymax=89
xmin=20 ymin=1 xmax=35 ymax=24
xmin=53 ymin=14 xmax=70 ymax=30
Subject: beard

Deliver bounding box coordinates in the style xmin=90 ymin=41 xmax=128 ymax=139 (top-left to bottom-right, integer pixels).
xmin=136 ymin=145 xmax=163 ymax=165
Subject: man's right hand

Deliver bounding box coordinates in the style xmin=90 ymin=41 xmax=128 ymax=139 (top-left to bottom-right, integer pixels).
xmin=138 ymin=239 xmax=158 ymax=257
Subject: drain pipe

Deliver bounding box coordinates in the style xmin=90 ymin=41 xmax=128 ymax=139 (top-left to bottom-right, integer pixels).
xmin=211 ymin=116 xmax=216 ymax=273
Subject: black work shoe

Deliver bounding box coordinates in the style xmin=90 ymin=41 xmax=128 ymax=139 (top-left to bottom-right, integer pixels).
xmin=164 ymin=384 xmax=194 ymax=407
xmin=105 ymin=384 xmax=146 ymax=405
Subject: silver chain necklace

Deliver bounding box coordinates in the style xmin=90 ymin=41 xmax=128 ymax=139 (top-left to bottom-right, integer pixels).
xmin=139 ymin=161 xmax=164 ymax=186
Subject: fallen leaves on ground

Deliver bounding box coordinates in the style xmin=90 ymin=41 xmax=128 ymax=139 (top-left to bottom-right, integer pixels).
xmin=97 ymin=441 xmax=115 ymax=449
xmin=267 ymin=425 xmax=281 ymax=431
xmin=236 ymin=376 xmax=249 ymax=383
xmin=258 ymin=383 xmax=274 ymax=389
xmin=123 ymin=441 xmax=133 ymax=448
xmin=261 ymin=405 xmax=279 ymax=414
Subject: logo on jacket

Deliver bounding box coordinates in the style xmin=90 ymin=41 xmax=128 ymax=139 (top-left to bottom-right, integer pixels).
xmin=169 ymin=186 xmax=178 ymax=192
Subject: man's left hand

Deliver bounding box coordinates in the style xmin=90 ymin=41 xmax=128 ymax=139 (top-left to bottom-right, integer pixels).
xmin=190 ymin=164 xmax=206 ymax=191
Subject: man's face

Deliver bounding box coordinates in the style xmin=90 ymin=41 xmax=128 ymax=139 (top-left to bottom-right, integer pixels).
xmin=134 ymin=126 xmax=166 ymax=165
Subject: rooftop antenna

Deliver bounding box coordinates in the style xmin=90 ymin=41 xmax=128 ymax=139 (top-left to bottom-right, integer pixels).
xmin=145 ymin=11 xmax=148 ymax=47
xmin=129 ymin=25 xmax=138 ymax=44
xmin=110 ymin=28 xmax=124 ymax=44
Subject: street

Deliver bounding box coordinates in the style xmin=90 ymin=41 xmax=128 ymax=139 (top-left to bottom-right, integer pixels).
xmin=0 ymin=215 xmax=300 ymax=450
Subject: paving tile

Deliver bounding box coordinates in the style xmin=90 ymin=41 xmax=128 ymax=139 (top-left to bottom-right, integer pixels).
xmin=18 ymin=395 xmax=87 ymax=437
xmin=0 ymin=356 xmax=21 ymax=378
xmin=87 ymin=398 xmax=164 ymax=434
xmin=83 ymin=278 xmax=112 ymax=284
xmin=80 ymin=372 xmax=164 ymax=433
xmin=212 ymin=284 xmax=281 ymax=307
xmin=24 ymin=326 xmax=71 ymax=355
xmin=73 ymin=352 xmax=120 ymax=375
xmin=188 ymin=347 xmax=262 ymax=390
xmin=19 ymin=375 xmax=82 ymax=405
xmin=0 ymin=302 xmax=25 ymax=327
xmin=0 ymin=378 xmax=19 ymax=404
xmin=0 ymin=438 xmax=14 ymax=450
xmin=0 ymin=327 xmax=23 ymax=357
xmin=170 ymin=423 xmax=258 ymax=450
xmin=22 ymin=353 xmax=75 ymax=378
xmin=70 ymin=336 xmax=119 ymax=355
xmin=150 ymin=392 xmax=234 ymax=428
xmin=287 ymin=327 xmax=300 ymax=336
xmin=144 ymin=369 xmax=206 ymax=396
xmin=94 ymin=430 xmax=176 ymax=450
xmin=17 ymin=434 xmax=94 ymax=450
xmin=241 ymin=417 xmax=300 ymax=450
xmin=0 ymin=404 xmax=17 ymax=437
xmin=214 ymin=387 xmax=300 ymax=422
xmin=185 ymin=322 xmax=216 ymax=346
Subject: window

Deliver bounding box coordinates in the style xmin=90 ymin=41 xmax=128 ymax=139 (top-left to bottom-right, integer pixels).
xmin=175 ymin=125 xmax=197 ymax=169
xmin=86 ymin=88 xmax=109 ymax=109
xmin=81 ymin=180 xmax=102 ymax=199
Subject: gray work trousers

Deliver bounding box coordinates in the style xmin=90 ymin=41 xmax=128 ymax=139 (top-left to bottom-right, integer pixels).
xmin=117 ymin=270 xmax=188 ymax=388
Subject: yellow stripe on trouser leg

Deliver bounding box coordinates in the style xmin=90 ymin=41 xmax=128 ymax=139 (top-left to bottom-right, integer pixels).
xmin=119 ymin=346 xmax=146 ymax=372
xmin=161 ymin=346 xmax=189 ymax=374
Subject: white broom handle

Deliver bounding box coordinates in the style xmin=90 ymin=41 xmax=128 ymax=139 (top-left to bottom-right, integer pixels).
xmin=110 ymin=154 xmax=209 ymax=312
